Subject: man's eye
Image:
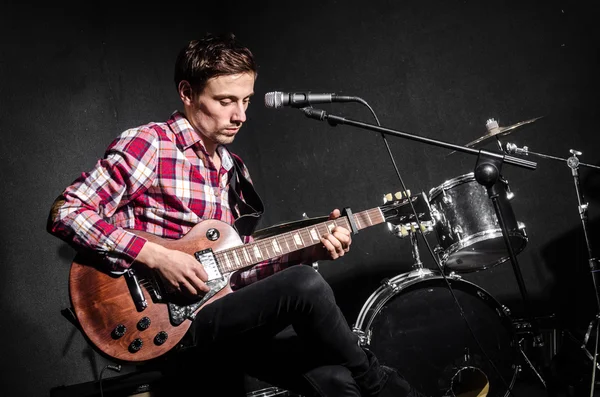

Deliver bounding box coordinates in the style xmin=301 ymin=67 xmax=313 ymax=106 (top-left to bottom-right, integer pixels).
xmin=220 ymin=100 xmax=232 ymax=106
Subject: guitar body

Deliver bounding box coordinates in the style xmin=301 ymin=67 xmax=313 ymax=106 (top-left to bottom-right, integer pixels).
xmin=69 ymin=219 xmax=243 ymax=363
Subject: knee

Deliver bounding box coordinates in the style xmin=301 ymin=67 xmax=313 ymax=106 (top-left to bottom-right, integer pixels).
xmin=285 ymin=265 xmax=333 ymax=301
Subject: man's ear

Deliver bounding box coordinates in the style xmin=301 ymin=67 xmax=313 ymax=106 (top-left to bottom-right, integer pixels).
xmin=178 ymin=80 xmax=193 ymax=105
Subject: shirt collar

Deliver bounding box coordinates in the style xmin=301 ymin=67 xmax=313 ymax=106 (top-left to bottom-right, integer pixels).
xmin=166 ymin=111 xmax=234 ymax=172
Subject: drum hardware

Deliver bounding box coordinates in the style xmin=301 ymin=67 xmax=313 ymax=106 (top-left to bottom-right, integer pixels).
xmin=504 ymin=144 xmax=600 ymax=394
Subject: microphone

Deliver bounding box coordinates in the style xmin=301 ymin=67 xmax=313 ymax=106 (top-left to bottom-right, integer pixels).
xmin=264 ymin=91 xmax=360 ymax=109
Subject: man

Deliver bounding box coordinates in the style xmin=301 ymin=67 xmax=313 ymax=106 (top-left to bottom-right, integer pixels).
xmin=48 ymin=33 xmax=427 ymax=396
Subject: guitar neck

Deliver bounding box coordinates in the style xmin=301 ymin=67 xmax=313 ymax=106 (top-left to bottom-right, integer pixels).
xmin=214 ymin=207 xmax=385 ymax=274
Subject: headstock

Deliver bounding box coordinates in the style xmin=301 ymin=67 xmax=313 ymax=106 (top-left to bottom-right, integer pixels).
xmin=380 ymin=190 xmax=433 ymax=237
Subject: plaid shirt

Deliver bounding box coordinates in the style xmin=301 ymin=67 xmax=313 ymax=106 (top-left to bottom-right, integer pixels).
xmin=49 ymin=111 xmax=293 ymax=288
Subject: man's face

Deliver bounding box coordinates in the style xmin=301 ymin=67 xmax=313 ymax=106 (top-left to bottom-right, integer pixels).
xmin=183 ymin=72 xmax=255 ymax=152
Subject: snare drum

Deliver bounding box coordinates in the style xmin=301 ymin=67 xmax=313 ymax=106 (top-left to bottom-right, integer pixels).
xmin=353 ymin=269 xmax=518 ymax=397
xmin=429 ymin=172 xmax=527 ymax=272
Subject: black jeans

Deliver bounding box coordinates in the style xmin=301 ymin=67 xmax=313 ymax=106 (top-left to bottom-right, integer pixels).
xmin=161 ymin=265 xmax=381 ymax=396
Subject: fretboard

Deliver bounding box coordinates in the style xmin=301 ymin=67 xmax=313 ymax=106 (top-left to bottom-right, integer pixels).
xmin=214 ymin=207 xmax=385 ymax=274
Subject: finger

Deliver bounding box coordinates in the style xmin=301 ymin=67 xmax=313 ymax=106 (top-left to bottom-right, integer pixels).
xmin=331 ymin=228 xmax=352 ymax=248
xmin=189 ymin=274 xmax=210 ymax=293
xmin=329 ymin=208 xmax=341 ymax=220
xmin=179 ymin=279 xmax=199 ymax=296
xmin=193 ymin=263 xmax=209 ymax=282
xmin=331 ymin=226 xmax=351 ymax=240
xmin=322 ymin=235 xmax=343 ymax=258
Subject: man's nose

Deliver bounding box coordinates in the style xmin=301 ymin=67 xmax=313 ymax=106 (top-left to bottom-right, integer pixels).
xmin=231 ymin=103 xmax=247 ymax=123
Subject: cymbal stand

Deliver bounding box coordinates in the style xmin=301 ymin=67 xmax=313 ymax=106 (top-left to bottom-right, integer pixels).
xmin=504 ymin=143 xmax=600 ymax=394
xmin=473 ymin=152 xmax=547 ymax=389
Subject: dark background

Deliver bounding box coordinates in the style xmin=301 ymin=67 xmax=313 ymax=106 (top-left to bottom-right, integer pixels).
xmin=1 ymin=0 xmax=599 ymax=395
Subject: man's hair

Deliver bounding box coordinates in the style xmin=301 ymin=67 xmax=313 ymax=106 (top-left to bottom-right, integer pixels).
xmin=174 ymin=32 xmax=257 ymax=93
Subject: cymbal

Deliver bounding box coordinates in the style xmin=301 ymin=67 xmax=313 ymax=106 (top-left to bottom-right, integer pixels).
xmin=252 ymin=215 xmax=329 ymax=240
xmin=464 ymin=116 xmax=544 ymax=148
xmin=446 ymin=116 xmax=543 ymax=157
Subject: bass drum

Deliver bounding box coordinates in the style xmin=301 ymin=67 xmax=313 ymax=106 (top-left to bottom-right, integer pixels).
xmin=353 ymin=270 xmax=518 ymax=397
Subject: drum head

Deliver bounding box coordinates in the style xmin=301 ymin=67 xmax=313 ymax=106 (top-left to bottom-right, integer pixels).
xmin=366 ymin=275 xmax=517 ymax=396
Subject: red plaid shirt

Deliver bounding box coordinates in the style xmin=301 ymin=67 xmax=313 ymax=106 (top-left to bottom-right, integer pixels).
xmin=49 ymin=111 xmax=292 ymax=288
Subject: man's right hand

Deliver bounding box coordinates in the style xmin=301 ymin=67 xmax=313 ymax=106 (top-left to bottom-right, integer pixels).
xmin=136 ymin=241 xmax=209 ymax=295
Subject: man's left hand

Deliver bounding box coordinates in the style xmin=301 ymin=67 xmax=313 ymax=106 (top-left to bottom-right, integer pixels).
xmin=306 ymin=209 xmax=352 ymax=262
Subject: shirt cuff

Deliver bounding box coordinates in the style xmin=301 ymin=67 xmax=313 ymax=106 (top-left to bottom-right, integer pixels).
xmin=105 ymin=229 xmax=148 ymax=269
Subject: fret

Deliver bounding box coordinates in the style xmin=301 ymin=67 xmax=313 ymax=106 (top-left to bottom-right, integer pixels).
xmin=263 ymin=241 xmax=272 ymax=258
xmin=232 ymin=250 xmax=242 ymax=267
xmin=315 ymin=222 xmax=328 ymax=238
xmin=272 ymin=239 xmax=282 ymax=254
xmin=242 ymin=247 xmax=251 ymax=264
xmin=253 ymin=245 xmax=262 ymax=260
xmin=223 ymin=251 xmax=233 ymax=271
xmin=292 ymin=231 xmax=305 ymax=247
xmin=308 ymin=227 xmax=320 ymax=242
xmin=354 ymin=215 xmax=363 ymax=230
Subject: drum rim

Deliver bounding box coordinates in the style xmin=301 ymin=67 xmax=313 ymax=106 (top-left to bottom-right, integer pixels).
xmin=353 ymin=269 xmax=440 ymax=333
xmin=440 ymin=229 xmax=528 ymax=272
xmin=353 ymin=270 xmax=515 ymax=341
xmin=428 ymin=172 xmax=475 ymax=200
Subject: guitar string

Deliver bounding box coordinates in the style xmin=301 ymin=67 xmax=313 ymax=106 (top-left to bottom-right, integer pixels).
xmin=213 ymin=208 xmax=384 ymax=273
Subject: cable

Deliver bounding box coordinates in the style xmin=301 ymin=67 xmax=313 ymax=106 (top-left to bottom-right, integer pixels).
xmin=98 ymin=364 xmax=122 ymax=397
xmin=351 ymin=98 xmax=517 ymax=396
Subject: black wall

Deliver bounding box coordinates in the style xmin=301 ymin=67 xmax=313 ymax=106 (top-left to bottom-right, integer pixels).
xmin=1 ymin=1 xmax=598 ymax=395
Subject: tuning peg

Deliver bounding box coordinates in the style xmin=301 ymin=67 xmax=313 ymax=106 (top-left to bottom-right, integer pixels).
xmin=394 ymin=190 xmax=411 ymax=200
xmin=383 ymin=193 xmax=393 ymax=203
xmin=400 ymin=225 xmax=409 ymax=237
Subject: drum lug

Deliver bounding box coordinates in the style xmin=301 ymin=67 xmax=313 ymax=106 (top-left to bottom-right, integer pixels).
xmin=430 ymin=204 xmax=442 ymax=222
xmin=452 ymin=225 xmax=463 ymax=240
xmin=442 ymin=191 xmax=452 ymax=204
xmin=381 ymin=278 xmax=399 ymax=293
xmin=501 ymin=304 xmax=512 ymax=317
xmin=352 ymin=327 xmax=371 ymax=346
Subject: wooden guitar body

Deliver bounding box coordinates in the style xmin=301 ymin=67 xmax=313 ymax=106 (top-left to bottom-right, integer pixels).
xmin=69 ymin=219 xmax=242 ymax=363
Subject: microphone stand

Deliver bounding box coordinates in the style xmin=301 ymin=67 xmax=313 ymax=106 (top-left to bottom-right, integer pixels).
xmin=504 ymin=142 xmax=600 ymax=395
xmin=301 ymin=107 xmax=548 ymax=385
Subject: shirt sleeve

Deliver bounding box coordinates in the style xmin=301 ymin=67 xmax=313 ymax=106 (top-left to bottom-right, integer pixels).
xmin=48 ymin=127 xmax=159 ymax=270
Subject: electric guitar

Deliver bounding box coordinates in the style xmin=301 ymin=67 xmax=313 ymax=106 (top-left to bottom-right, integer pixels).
xmin=69 ymin=192 xmax=431 ymax=363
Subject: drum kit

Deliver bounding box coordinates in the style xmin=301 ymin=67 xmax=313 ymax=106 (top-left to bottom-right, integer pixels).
xmin=249 ymin=116 xmax=600 ymax=397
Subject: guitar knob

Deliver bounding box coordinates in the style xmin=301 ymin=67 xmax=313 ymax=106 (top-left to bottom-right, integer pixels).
xmin=112 ymin=324 xmax=127 ymax=339
xmin=154 ymin=331 xmax=169 ymax=345
xmin=129 ymin=338 xmax=143 ymax=352
xmin=137 ymin=317 xmax=151 ymax=331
